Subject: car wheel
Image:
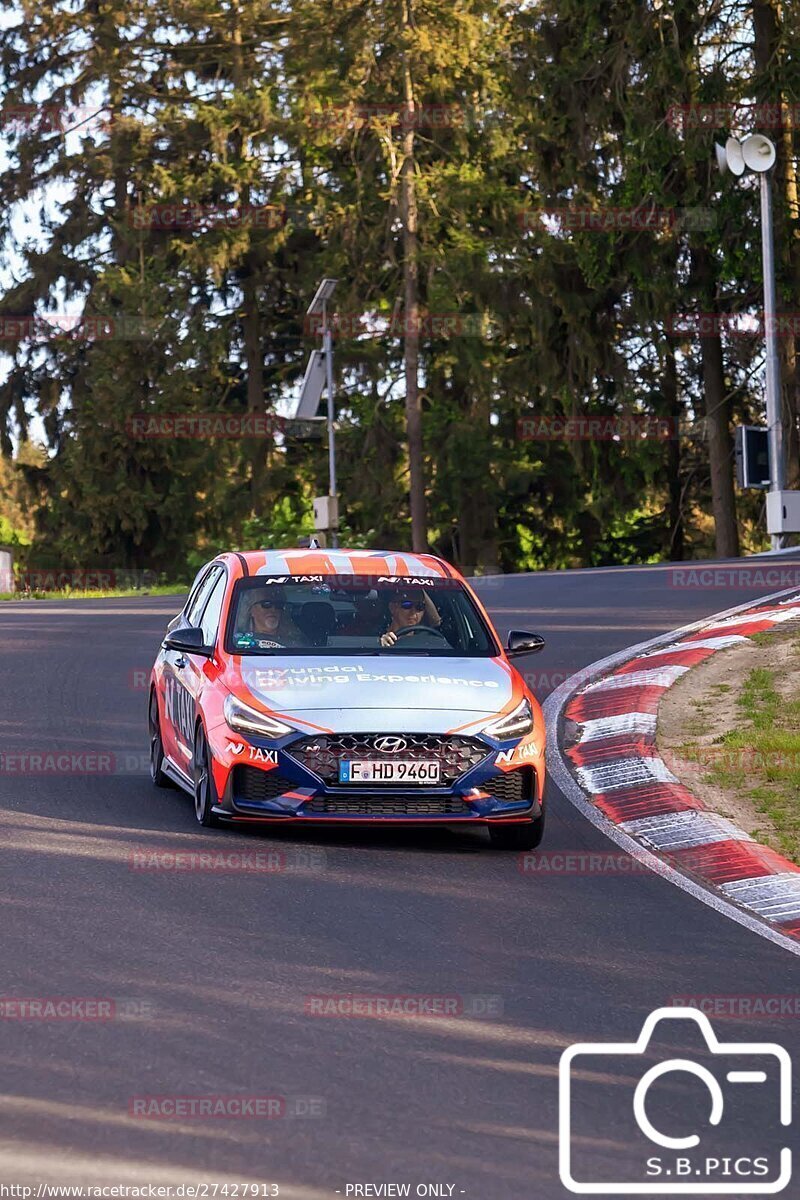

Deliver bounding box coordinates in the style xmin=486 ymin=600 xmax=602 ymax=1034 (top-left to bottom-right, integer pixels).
xmin=489 ymin=809 xmax=545 ymax=851
xmin=149 ymin=690 xmax=174 ymax=789
xmin=193 ymin=724 xmax=221 ymax=827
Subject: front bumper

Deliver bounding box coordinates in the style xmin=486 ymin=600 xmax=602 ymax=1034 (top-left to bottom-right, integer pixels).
xmin=207 ymin=726 xmax=544 ymax=825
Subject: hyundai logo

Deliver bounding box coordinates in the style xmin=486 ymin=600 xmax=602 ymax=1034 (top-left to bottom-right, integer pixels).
xmin=373 ymin=736 xmax=408 ymax=754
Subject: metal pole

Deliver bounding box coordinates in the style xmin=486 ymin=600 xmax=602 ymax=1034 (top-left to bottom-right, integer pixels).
xmin=760 ymin=170 xmax=785 ymax=549
xmin=322 ymin=298 xmax=338 ymax=549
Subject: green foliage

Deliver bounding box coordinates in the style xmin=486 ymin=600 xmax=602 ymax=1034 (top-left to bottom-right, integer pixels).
xmin=0 ymin=0 xmax=796 ymax=572
xmin=0 ymin=514 xmax=28 ymax=547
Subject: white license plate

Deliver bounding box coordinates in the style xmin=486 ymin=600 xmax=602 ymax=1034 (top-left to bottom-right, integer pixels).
xmin=339 ymin=759 xmax=441 ymax=784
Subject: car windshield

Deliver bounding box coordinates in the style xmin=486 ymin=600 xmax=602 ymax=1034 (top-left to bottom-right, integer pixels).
xmin=225 ymin=576 xmax=498 ymax=657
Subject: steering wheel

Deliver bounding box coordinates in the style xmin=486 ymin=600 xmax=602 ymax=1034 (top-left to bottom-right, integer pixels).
xmin=393 ymin=624 xmax=449 ymax=642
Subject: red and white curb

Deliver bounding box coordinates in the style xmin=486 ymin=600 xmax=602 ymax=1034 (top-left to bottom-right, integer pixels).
xmin=544 ymin=586 xmax=800 ymax=957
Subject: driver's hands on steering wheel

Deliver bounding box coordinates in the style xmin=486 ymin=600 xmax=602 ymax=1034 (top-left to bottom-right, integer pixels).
xmin=379 ymin=625 xmax=448 ymax=648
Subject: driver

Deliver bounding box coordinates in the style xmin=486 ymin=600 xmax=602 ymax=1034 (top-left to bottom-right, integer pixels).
xmin=379 ymin=586 xmax=444 ymax=648
xmin=245 ymin=593 xmax=303 ymax=648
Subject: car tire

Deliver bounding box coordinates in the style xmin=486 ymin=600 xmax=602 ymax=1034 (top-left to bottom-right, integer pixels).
xmin=149 ymin=690 xmax=174 ymax=789
xmin=488 ymin=809 xmax=545 ymax=851
xmin=193 ymin=723 xmax=222 ymax=827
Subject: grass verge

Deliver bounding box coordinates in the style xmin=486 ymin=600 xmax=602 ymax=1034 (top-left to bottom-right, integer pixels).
xmin=671 ymin=625 xmax=800 ymax=862
xmin=0 ymin=584 xmax=186 ymax=601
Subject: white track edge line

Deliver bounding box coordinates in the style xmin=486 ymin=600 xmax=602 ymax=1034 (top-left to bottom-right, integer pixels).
xmin=543 ymin=583 xmax=800 ymax=960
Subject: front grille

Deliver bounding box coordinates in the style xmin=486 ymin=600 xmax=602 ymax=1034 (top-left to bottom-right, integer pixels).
xmin=287 ymin=734 xmax=489 ymax=786
xmin=303 ymin=794 xmax=472 ymax=816
xmin=482 ymin=768 xmax=531 ymax=804
xmin=233 ymin=766 xmax=297 ymax=803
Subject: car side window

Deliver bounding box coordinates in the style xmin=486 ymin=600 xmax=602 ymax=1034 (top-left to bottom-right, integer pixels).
xmin=185 ymin=565 xmax=222 ymax=627
xmin=198 ymin=571 xmax=227 ymax=647
xmin=182 ymin=565 xmax=210 ymax=617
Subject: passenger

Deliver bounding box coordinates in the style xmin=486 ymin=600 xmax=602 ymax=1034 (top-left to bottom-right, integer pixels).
xmin=246 ymin=594 xmax=304 ymax=647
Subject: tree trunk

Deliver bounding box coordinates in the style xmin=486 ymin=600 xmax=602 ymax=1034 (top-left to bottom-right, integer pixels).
xmin=691 ymin=246 xmax=740 ymax=557
xmin=664 ymin=336 xmax=685 ymax=560
xmin=232 ymin=9 xmax=266 ymax=505
xmin=669 ymin=3 xmax=738 ymax=556
xmin=701 ymin=334 xmax=739 ymax=558
xmin=459 ymin=484 xmax=500 ymax=575
xmin=453 ymin=371 xmax=499 ymax=574
xmin=401 ymin=0 xmax=427 ymax=552
xmin=241 ymin=268 xmax=266 ymax=500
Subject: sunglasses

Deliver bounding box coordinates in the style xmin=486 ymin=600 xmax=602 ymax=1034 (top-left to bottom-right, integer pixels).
xmin=255 ymin=599 xmax=284 ymax=611
xmin=398 ymin=599 xmax=425 ymax=611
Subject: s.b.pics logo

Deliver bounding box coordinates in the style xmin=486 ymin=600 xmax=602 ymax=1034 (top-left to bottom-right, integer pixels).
xmin=559 ymin=1007 xmax=791 ymax=1194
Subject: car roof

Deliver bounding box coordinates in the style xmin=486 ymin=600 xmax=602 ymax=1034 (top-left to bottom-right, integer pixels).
xmin=231 ymin=549 xmax=459 ymax=579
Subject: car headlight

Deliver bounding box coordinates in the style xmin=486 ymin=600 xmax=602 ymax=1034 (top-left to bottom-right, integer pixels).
xmin=223 ymin=694 xmax=295 ymax=739
xmin=482 ymin=697 xmax=534 ymax=741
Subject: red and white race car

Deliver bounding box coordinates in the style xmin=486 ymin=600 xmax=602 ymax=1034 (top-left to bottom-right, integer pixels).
xmin=148 ymin=549 xmax=547 ymax=849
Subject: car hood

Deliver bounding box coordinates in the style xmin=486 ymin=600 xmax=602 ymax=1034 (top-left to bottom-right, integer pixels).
xmin=233 ymin=654 xmax=513 ymax=726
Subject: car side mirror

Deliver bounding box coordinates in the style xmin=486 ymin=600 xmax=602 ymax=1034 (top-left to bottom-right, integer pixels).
xmin=506 ymin=630 xmax=545 ymax=658
xmin=164 ymin=625 xmax=214 ymax=657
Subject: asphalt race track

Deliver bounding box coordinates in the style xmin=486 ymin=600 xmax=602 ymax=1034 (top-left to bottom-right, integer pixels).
xmin=1 ymin=556 xmax=799 ymax=1196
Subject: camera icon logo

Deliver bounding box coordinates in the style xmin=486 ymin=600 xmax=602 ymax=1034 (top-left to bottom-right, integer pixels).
xmin=559 ymin=1007 xmax=792 ymax=1194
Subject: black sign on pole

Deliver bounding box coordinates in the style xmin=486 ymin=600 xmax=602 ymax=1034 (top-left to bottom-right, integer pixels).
xmin=735 ymin=425 xmax=771 ymax=489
